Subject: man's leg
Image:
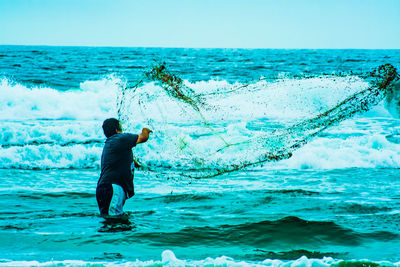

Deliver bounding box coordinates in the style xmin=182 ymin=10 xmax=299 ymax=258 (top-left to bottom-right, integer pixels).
xmin=96 ymin=183 xmax=113 ymax=216
xmin=109 ymin=184 xmax=126 ymax=216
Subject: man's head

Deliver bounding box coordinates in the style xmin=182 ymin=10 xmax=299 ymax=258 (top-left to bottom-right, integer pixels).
xmin=102 ymin=118 xmax=122 ymax=138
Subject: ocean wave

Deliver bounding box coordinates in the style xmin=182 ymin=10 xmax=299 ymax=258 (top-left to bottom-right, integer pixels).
xmin=143 ymin=189 xmax=319 ymax=204
xmin=334 ymin=202 xmax=391 ymax=214
xmin=0 ymin=75 xmax=399 ymax=172
xmin=1 ymin=250 xmax=399 ymax=266
xmin=121 ymin=75 xmax=373 ymax=124
xmin=1 ymin=125 xmax=399 ymax=170
xmin=128 ymin=216 xmax=398 ymax=247
xmin=13 ymin=191 xmax=95 ymax=200
xmin=0 ymin=143 xmax=102 ymax=169
xmin=0 ymin=76 xmax=120 ymax=120
xmin=272 ymin=131 xmax=400 ymax=170
xmin=0 ymin=123 xmax=399 ymax=170
xmin=0 ymin=74 xmax=381 ymax=122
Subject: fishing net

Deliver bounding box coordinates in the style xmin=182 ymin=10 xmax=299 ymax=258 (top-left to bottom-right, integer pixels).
xmin=117 ymin=63 xmax=399 ymax=179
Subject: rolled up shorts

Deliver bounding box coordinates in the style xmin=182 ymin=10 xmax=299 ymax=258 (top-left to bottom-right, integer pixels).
xmin=96 ymin=183 xmax=126 ymax=216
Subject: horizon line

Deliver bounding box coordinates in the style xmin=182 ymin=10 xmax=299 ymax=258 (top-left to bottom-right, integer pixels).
xmin=1 ymin=44 xmax=399 ymax=50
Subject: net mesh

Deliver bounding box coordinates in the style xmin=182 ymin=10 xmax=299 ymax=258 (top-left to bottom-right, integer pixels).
xmin=117 ymin=63 xmax=399 ymax=179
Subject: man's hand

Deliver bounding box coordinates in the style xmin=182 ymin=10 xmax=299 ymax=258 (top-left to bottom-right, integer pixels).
xmin=137 ymin=128 xmax=153 ymax=144
xmin=142 ymin=128 xmax=153 ymax=134
xmin=133 ymin=159 xmax=142 ymax=168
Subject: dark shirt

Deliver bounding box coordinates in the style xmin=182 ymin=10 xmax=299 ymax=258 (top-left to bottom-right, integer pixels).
xmin=98 ymin=133 xmax=139 ymax=198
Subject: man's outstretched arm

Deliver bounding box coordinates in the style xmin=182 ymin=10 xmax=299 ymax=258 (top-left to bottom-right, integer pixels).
xmin=137 ymin=128 xmax=152 ymax=144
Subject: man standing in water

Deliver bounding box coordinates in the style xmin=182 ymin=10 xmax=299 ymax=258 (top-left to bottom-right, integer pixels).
xmin=96 ymin=118 xmax=152 ymax=216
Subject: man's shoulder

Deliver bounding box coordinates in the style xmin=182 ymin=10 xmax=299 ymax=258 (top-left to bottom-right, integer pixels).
xmin=120 ymin=133 xmax=139 ymax=140
xmin=122 ymin=132 xmax=139 ymax=137
xmin=107 ymin=133 xmax=138 ymax=140
xmin=111 ymin=133 xmax=139 ymax=147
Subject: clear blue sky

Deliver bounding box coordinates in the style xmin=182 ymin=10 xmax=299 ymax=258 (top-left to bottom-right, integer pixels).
xmin=1 ymin=0 xmax=399 ymax=48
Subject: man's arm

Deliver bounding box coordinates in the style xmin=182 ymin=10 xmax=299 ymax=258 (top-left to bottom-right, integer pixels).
xmin=137 ymin=128 xmax=152 ymax=144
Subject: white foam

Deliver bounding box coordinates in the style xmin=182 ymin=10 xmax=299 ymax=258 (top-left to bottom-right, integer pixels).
xmin=0 ymin=144 xmax=102 ymax=169
xmin=0 ymin=76 xmax=399 ymax=171
xmin=274 ymin=132 xmax=400 ymax=170
xmin=0 ymin=76 xmax=120 ymax=120
xmin=0 ymin=121 xmax=103 ymax=147
xmin=1 ymin=250 xmax=399 ymax=266
xmin=121 ymin=76 xmax=371 ymax=127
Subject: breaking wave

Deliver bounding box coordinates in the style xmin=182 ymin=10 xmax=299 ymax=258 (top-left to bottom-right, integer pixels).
xmin=1 ymin=65 xmax=399 ymax=174
xmin=1 ymin=250 xmax=399 ymax=266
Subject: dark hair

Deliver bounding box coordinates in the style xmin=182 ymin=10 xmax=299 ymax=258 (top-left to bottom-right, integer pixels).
xmin=102 ymin=118 xmax=122 ymax=138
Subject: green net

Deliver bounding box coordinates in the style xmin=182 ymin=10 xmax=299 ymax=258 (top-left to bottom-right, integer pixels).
xmin=118 ymin=63 xmax=399 ymax=179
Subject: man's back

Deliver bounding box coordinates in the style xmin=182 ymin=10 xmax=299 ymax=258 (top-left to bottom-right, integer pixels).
xmin=98 ymin=133 xmax=138 ymax=198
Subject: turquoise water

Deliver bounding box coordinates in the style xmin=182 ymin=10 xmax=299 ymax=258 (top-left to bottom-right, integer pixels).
xmin=0 ymin=46 xmax=400 ymax=266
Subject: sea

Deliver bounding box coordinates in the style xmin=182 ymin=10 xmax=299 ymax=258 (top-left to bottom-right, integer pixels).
xmin=0 ymin=46 xmax=400 ymax=266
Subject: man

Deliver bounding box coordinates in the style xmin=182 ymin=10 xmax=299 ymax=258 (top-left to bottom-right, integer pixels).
xmin=96 ymin=118 xmax=152 ymax=216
